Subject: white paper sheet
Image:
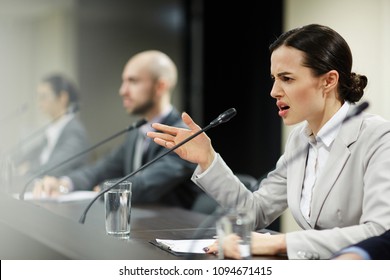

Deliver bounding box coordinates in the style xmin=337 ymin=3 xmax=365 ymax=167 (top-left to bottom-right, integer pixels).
xmin=14 ymin=191 xmax=98 ymax=203
xmin=155 ymin=238 xmax=216 ymax=254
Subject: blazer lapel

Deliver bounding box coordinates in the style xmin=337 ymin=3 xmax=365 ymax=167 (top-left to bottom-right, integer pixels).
xmin=287 ymin=134 xmax=312 ymax=229
xmin=309 ymin=112 xmax=363 ymax=227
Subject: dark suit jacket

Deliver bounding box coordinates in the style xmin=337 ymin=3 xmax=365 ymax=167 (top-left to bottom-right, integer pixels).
xmin=68 ymin=108 xmax=200 ymax=209
xmin=352 ymin=230 xmax=390 ymax=260
xmin=14 ymin=116 xmax=89 ymax=178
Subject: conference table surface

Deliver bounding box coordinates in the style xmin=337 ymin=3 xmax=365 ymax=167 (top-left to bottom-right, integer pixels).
xmin=0 ymin=191 xmax=286 ymax=260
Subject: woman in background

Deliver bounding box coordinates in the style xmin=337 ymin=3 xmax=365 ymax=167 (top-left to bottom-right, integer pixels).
xmin=15 ymin=74 xmax=89 ymax=179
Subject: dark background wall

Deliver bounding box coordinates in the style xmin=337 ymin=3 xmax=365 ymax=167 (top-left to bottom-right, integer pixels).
xmin=185 ymin=1 xmax=284 ymax=231
xmin=185 ymin=1 xmax=283 ymax=179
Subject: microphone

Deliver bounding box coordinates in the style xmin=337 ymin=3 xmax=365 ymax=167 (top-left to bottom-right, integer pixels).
xmin=210 ymin=108 xmax=237 ymax=127
xmin=19 ymin=118 xmax=147 ymax=200
xmin=342 ymin=101 xmax=369 ymax=123
xmin=78 ymin=108 xmax=237 ymax=224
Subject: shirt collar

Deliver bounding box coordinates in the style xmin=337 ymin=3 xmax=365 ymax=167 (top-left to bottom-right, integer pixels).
xmin=45 ymin=112 xmax=74 ymax=144
xmin=301 ymin=102 xmax=350 ymax=148
xmin=140 ymin=105 xmax=173 ymax=135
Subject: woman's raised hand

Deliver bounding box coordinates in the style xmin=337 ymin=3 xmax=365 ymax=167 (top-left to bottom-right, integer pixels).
xmin=147 ymin=112 xmax=216 ymax=171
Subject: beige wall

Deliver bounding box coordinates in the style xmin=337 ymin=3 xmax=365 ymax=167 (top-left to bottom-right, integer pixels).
xmin=0 ymin=0 xmax=77 ymax=151
xmin=281 ymin=0 xmax=390 ymax=232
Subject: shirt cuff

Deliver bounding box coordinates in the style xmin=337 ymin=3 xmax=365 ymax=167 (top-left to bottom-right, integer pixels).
xmin=193 ymin=152 xmax=219 ymax=179
xmin=332 ymin=246 xmax=371 ymax=260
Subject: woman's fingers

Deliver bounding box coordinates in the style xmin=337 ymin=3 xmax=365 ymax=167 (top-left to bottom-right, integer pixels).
xmin=149 ymin=112 xmax=201 ymax=140
xmin=204 ymin=234 xmax=243 ymax=259
xmin=150 ymin=123 xmax=179 ymax=136
xmin=223 ymin=234 xmax=242 ymax=259
xmin=182 ymin=112 xmax=202 ymax=131
xmin=204 ymin=240 xmax=218 ymax=255
xmin=147 ymin=131 xmax=175 ymax=142
xmin=153 ymin=137 xmax=169 ymax=148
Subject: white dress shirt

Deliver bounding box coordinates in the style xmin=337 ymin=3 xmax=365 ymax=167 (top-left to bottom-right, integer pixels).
xmin=40 ymin=113 xmax=74 ymax=165
xmin=300 ymin=102 xmax=350 ymax=223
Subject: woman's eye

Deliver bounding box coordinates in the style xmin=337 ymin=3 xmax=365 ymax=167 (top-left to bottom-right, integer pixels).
xmin=281 ymin=76 xmax=292 ymax=82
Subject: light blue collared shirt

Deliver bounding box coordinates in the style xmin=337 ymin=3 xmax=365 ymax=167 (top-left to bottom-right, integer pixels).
xmin=332 ymin=246 xmax=371 ymax=260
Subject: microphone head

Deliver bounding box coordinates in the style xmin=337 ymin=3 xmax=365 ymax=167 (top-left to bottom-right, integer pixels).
xmin=210 ymin=108 xmax=237 ymax=127
xmin=350 ymin=101 xmax=370 ymax=117
xmin=355 ymin=101 xmax=369 ymax=114
xmin=342 ymin=101 xmax=369 ymax=123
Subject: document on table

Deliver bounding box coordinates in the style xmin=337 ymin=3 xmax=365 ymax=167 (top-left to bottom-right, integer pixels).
xmin=154 ymin=238 xmax=216 ymax=254
xmin=14 ymin=191 xmax=98 ymax=203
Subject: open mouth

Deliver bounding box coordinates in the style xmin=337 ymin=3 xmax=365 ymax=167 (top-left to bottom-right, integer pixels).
xmin=280 ymin=105 xmax=290 ymax=111
xmin=278 ymin=104 xmax=290 ymax=117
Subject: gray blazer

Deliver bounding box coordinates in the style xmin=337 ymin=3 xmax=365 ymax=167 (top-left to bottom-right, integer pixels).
xmin=68 ymin=108 xmax=199 ymax=209
xmin=15 ymin=116 xmax=89 ymax=178
xmin=192 ymin=104 xmax=390 ymax=259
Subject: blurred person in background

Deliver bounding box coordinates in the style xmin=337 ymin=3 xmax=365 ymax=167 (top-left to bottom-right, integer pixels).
xmin=14 ymin=73 xmax=89 ymax=179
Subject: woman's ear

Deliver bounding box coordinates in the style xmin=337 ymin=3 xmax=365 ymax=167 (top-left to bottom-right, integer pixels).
xmin=323 ymin=70 xmax=339 ymax=93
